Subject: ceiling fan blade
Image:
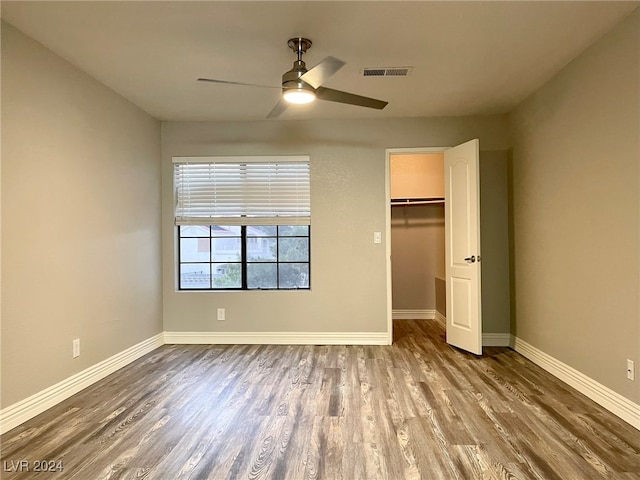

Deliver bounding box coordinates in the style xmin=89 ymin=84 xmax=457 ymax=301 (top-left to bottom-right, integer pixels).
xmin=300 ymin=56 xmax=345 ymax=89
xmin=267 ymin=99 xmax=288 ymax=119
xmin=316 ymin=87 xmax=388 ymax=110
xmin=197 ymin=78 xmax=280 ymax=89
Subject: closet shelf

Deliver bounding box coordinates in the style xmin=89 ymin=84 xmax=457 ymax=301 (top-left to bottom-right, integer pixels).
xmin=391 ymin=197 xmax=445 ymax=206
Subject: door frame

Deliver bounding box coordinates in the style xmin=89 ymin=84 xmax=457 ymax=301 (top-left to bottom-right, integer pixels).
xmin=385 ymin=146 xmax=450 ymax=344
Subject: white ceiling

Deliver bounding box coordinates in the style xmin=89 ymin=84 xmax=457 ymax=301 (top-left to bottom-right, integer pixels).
xmin=1 ymin=1 xmax=637 ymax=122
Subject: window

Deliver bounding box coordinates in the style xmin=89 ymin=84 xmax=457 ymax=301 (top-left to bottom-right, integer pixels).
xmin=173 ymin=156 xmax=310 ymax=290
xmin=178 ymin=225 xmax=310 ymax=289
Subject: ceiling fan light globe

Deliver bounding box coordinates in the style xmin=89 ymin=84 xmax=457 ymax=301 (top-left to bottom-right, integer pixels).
xmin=283 ymin=89 xmax=316 ymax=104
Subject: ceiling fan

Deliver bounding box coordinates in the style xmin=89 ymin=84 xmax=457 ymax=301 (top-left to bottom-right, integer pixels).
xmin=197 ymin=37 xmax=389 ymax=118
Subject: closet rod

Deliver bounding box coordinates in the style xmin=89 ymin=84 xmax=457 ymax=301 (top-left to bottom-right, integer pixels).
xmin=391 ymin=197 xmax=445 ymax=206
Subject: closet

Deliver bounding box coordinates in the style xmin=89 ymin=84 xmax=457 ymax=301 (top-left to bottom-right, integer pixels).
xmin=390 ymin=152 xmax=446 ymax=320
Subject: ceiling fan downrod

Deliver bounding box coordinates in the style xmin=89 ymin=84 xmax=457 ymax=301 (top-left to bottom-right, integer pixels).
xmin=288 ymin=37 xmax=312 ymax=63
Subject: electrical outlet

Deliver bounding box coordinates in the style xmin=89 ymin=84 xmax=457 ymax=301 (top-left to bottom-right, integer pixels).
xmin=627 ymin=359 xmax=635 ymax=381
xmin=73 ymin=338 xmax=80 ymax=358
xmin=217 ymin=308 xmax=226 ymax=321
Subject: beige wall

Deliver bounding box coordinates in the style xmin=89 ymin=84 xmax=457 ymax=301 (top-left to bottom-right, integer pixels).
xmin=162 ymin=117 xmax=509 ymax=334
xmin=509 ymin=10 xmax=639 ymax=403
xmin=1 ymin=23 xmax=163 ymax=407
xmin=390 ymin=153 xmax=444 ymax=200
xmin=480 ymin=151 xmax=511 ymax=334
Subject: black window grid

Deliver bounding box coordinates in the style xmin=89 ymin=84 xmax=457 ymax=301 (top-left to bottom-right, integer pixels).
xmin=178 ymin=225 xmax=310 ymax=290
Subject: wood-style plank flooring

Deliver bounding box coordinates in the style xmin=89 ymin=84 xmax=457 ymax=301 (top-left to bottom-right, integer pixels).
xmin=1 ymin=320 xmax=639 ymax=479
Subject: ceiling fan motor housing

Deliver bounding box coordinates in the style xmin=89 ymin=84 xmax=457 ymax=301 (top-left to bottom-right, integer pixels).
xmin=283 ymin=60 xmax=313 ymax=92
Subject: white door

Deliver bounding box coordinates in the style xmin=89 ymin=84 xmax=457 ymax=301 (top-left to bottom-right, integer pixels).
xmin=444 ymin=139 xmax=482 ymax=355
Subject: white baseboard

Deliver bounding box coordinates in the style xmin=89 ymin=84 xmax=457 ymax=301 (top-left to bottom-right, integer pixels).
xmin=392 ymin=309 xmax=436 ymax=320
xmin=164 ymin=331 xmax=390 ymax=346
xmin=0 ymin=333 xmax=164 ymax=435
xmin=482 ymin=333 xmax=512 ymax=347
xmin=512 ymin=335 xmax=640 ymax=430
xmin=433 ymin=313 xmax=510 ymax=347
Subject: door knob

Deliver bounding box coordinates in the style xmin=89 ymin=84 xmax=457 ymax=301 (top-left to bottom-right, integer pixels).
xmin=464 ymin=255 xmax=476 ymax=264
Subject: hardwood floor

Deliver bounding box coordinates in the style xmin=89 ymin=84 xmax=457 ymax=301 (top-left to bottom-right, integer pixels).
xmin=2 ymin=320 xmax=639 ymax=479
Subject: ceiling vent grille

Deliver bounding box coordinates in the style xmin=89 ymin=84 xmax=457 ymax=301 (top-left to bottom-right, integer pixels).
xmin=362 ymin=66 xmax=413 ymax=77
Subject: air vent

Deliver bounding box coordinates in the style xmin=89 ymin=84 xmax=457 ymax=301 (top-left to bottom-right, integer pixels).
xmin=361 ymin=66 xmax=413 ymax=77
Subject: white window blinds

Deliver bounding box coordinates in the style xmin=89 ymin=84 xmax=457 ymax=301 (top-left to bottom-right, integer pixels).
xmin=173 ymin=156 xmax=310 ymax=226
